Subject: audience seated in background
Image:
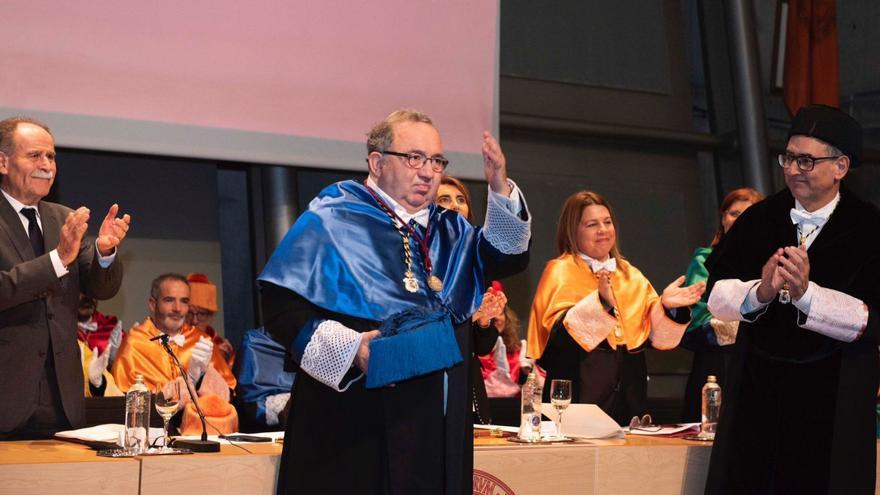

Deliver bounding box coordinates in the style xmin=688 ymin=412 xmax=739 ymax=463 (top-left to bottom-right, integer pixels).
xmin=77 ymin=294 xmax=124 ymax=365
xmin=477 ymin=306 xmax=544 ymax=398
xmin=234 ymin=327 xmax=295 ymax=431
xmin=112 ymin=273 xmax=238 ymax=435
xmin=185 ymin=273 xmax=235 ymax=365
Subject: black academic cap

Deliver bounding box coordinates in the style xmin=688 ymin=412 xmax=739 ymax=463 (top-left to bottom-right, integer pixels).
xmin=788 ymin=104 xmax=863 ymax=168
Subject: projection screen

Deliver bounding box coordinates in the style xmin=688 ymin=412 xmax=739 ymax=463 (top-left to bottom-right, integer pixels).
xmin=1 ymin=1 xmax=499 ymax=179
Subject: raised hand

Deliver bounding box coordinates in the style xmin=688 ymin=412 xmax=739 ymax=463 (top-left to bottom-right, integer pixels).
xmin=756 ymin=248 xmax=787 ymax=303
xmin=57 ymin=207 xmax=90 ymax=266
xmin=777 ymin=245 xmax=810 ymax=300
xmin=96 ymin=203 xmax=131 ymax=256
xmin=187 ymin=336 xmax=214 ymax=381
xmin=482 ymin=132 xmax=511 ymax=196
xmin=660 ymin=275 xmax=706 ymax=309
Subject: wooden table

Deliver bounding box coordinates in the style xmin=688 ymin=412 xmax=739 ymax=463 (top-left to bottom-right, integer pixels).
xmin=138 ymin=442 xmax=282 ymax=495
xmin=0 ymin=440 xmax=140 ymax=495
xmin=1 ymin=437 xmax=878 ymax=494
xmin=474 ymin=435 xmax=712 ymax=495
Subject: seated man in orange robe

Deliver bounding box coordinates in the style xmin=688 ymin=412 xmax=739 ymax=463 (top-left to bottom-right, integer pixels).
xmin=112 ymin=273 xmax=238 ymax=434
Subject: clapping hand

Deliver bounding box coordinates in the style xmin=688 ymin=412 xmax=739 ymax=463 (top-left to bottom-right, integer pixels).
xmin=755 ymin=248 xmax=788 ymax=303
xmin=88 ymin=346 xmax=110 ymax=388
xmin=596 ymin=270 xmax=617 ymax=308
xmin=96 ymin=204 xmax=131 ymax=256
xmin=472 ymin=289 xmax=508 ymax=330
xmin=187 ymin=336 xmax=214 ymax=382
xmin=106 ymin=323 xmax=123 ymax=363
xmin=777 ymin=245 xmax=810 ymax=300
xmin=57 ymin=207 xmax=90 ymax=266
xmin=660 ymin=275 xmax=706 ymax=309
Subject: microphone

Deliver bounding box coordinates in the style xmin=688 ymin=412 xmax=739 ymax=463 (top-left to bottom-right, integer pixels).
xmin=154 ymin=333 xmax=220 ymax=453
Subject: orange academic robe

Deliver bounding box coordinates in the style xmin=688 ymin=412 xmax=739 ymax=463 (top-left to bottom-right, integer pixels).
xmin=112 ymin=318 xmax=236 ymax=393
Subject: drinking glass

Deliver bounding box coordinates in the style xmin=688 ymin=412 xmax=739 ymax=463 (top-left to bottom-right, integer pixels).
xmin=550 ymin=379 xmax=572 ymax=439
xmin=155 ymin=380 xmax=181 ymax=451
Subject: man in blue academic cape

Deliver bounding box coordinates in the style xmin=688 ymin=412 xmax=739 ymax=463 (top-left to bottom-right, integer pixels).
xmin=259 ymin=109 xmax=531 ymax=495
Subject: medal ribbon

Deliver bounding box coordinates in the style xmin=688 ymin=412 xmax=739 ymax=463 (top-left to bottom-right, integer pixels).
xmin=364 ymin=183 xmax=435 ymax=276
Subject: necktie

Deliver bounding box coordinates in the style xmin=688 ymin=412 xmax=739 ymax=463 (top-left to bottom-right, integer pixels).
xmin=170 ymin=334 xmax=186 ymax=347
xmin=20 ymin=208 xmax=44 ymax=257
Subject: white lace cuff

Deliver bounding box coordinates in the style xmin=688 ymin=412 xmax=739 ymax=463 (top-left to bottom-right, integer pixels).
xmin=563 ymin=291 xmax=617 ymax=351
xmin=264 ymin=392 xmax=291 ymax=426
xmin=708 ymin=279 xmax=763 ymax=321
xmin=300 ymin=320 xmax=363 ymax=392
xmin=483 ymin=179 xmax=531 ymax=255
xmin=798 ymin=285 xmax=869 ymax=342
xmin=648 ymin=301 xmax=687 ymax=350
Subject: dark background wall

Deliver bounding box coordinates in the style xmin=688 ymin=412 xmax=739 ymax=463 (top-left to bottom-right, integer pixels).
xmin=38 ymin=0 xmax=880 ymax=418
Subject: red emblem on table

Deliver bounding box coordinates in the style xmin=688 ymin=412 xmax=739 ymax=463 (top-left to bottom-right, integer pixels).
xmin=473 ymin=469 xmax=515 ymax=495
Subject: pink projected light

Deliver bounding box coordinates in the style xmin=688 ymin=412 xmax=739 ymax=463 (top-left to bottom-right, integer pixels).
xmin=2 ymin=1 xmax=498 ymax=168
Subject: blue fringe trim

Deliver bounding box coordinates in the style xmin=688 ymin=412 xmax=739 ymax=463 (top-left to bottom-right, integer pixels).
xmin=366 ymin=308 xmax=462 ymax=389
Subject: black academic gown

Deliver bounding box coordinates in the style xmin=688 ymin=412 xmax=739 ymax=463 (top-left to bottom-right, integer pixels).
xmin=262 ymin=241 xmax=528 ymax=495
xmin=704 ymin=187 xmax=880 ymax=494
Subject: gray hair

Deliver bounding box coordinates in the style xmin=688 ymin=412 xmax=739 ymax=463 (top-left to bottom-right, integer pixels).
xmin=0 ymin=117 xmax=52 ymax=156
xmin=366 ymin=109 xmax=434 ymax=155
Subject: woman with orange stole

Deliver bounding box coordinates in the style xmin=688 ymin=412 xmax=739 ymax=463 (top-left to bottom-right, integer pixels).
xmin=527 ymin=191 xmax=705 ymax=425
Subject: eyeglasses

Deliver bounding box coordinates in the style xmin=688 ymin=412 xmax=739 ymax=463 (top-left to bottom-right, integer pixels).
xmin=628 ymin=414 xmax=660 ymax=432
xmin=189 ymin=309 xmax=213 ymax=319
xmin=777 ymin=152 xmax=841 ymax=172
xmin=382 ymin=150 xmax=449 ymax=173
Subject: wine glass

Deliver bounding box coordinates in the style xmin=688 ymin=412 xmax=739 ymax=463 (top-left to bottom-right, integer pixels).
xmin=550 ymin=379 xmax=572 ymax=439
xmin=155 ymin=380 xmax=181 ymax=451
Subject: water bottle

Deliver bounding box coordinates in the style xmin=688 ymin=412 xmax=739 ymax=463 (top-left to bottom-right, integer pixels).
xmin=700 ymin=375 xmax=721 ymax=440
xmin=124 ymin=373 xmax=151 ymax=453
xmin=519 ymin=370 xmax=541 ymax=441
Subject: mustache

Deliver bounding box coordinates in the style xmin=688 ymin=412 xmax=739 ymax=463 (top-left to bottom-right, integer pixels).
xmin=31 ymin=171 xmax=54 ymax=180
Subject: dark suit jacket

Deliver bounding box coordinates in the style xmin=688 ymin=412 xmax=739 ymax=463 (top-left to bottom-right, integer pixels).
xmin=0 ymin=196 xmax=123 ymax=433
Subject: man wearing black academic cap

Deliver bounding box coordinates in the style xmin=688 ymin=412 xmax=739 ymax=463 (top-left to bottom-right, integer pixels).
xmin=703 ymin=104 xmax=879 ymax=494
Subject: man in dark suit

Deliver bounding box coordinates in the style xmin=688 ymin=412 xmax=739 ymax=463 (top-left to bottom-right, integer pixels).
xmin=0 ymin=117 xmax=130 ymax=439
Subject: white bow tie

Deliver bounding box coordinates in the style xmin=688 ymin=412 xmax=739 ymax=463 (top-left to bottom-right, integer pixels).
xmin=78 ymin=320 xmax=98 ymax=333
xmin=169 ymin=334 xmax=185 ymax=347
xmin=586 ymin=257 xmax=617 ymax=274
xmin=790 ymin=208 xmax=827 ymax=227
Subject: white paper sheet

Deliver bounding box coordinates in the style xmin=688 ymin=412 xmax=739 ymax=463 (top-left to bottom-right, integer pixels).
xmin=55 ymin=423 xmax=164 ymax=444
xmin=540 ymin=403 xmax=624 ymax=439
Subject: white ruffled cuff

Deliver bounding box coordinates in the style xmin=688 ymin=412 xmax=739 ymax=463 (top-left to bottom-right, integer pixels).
xmin=264 ymin=392 xmax=291 ymax=426
xmin=798 ymin=285 xmax=869 ymax=343
xmin=562 ymin=291 xmax=617 ymax=351
xmin=708 ymin=279 xmax=763 ymax=321
xmin=300 ymin=320 xmax=363 ymax=392
xmin=483 ymin=179 xmax=531 ymax=255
